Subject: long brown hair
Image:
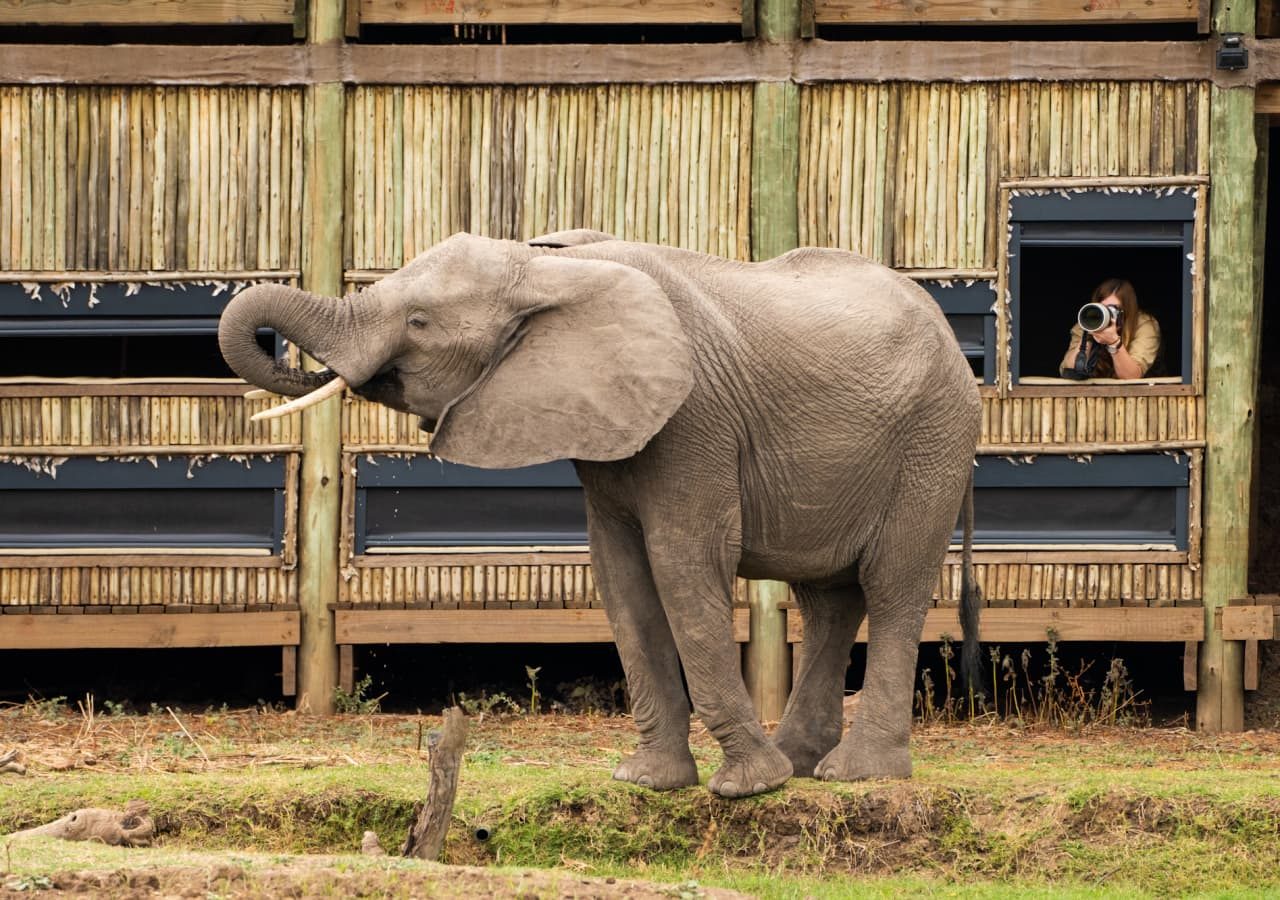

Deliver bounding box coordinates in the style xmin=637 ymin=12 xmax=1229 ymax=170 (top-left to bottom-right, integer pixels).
xmin=1088 ymin=278 xmax=1140 ymax=378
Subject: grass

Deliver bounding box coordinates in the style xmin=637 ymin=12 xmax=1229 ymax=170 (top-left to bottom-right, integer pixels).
xmin=5 ymin=706 xmax=1280 ymax=897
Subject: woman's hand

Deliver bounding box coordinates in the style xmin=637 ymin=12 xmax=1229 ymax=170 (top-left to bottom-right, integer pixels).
xmin=1092 ymin=322 xmax=1121 ymax=348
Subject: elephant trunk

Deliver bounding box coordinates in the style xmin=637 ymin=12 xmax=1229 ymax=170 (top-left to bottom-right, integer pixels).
xmin=218 ymin=283 xmax=383 ymax=396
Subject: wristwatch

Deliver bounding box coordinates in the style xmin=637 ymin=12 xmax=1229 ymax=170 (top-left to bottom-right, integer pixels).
xmin=1104 ymin=341 xmax=1121 ymax=354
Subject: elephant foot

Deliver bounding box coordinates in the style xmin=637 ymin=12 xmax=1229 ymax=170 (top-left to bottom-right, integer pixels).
xmin=814 ymin=732 xmax=911 ymax=782
xmin=613 ymin=747 xmax=699 ymax=791
xmin=772 ymin=724 xmax=842 ymax=779
xmin=707 ymin=744 xmax=793 ymax=798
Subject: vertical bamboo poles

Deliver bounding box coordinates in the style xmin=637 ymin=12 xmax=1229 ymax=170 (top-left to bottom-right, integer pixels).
xmin=797 ymin=80 xmax=1204 ymax=271
xmin=0 ymin=86 xmax=302 ymax=273
xmin=344 ymin=85 xmax=753 ymax=271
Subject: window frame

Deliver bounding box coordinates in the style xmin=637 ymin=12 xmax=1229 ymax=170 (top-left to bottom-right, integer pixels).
xmin=961 ymin=452 xmax=1191 ymax=550
xmin=353 ymin=455 xmax=588 ymax=553
xmin=919 ymin=280 xmax=998 ymax=386
xmin=0 ymin=280 xmax=284 ymax=385
xmin=0 ymin=456 xmax=287 ymax=552
xmin=1006 ymin=188 xmax=1197 ymax=392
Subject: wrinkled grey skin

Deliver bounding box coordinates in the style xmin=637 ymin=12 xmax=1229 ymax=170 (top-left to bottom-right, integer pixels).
xmin=219 ymin=231 xmax=982 ymax=798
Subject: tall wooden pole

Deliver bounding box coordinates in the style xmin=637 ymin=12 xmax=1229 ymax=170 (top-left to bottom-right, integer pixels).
xmin=1199 ymin=0 xmax=1263 ymax=732
xmin=743 ymin=0 xmax=800 ymax=723
xmin=296 ymin=0 xmax=347 ymax=713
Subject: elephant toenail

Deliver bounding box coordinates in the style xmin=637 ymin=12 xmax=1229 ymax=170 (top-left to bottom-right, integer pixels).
xmin=637 ymin=775 xmax=653 ymax=787
xmin=718 ymin=782 xmax=738 ymax=796
xmin=752 ymin=782 xmax=767 ymax=793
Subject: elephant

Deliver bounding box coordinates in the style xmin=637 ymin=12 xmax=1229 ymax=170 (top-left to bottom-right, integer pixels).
xmin=218 ymin=230 xmax=982 ymax=798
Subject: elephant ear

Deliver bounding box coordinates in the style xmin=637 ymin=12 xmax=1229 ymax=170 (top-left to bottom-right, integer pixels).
xmin=527 ymin=228 xmax=618 ymax=248
xmin=430 ymin=256 xmax=693 ymax=469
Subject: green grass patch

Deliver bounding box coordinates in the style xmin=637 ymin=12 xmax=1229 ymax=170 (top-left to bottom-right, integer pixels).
xmin=5 ymin=712 xmax=1280 ymax=896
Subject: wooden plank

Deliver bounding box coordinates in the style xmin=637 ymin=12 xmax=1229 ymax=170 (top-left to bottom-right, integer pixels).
xmin=1221 ymin=605 xmax=1275 ymax=640
xmin=338 ymin=644 xmax=354 ymax=694
xmin=0 ymin=41 xmax=1256 ymax=88
xmin=1245 ymin=639 xmax=1260 ymax=691
xmin=281 ymin=645 xmax=297 ymax=696
xmin=0 ymin=0 xmax=296 ymax=24
xmin=336 ymin=608 xmax=752 ymax=644
xmin=356 ymin=551 xmax=593 ymax=567
xmin=360 ymin=0 xmax=742 ymax=24
xmin=0 ymin=611 xmax=299 ymax=649
xmin=786 ymin=606 xmax=1205 ymax=644
xmin=0 ymin=554 xmax=282 ymax=569
xmin=1257 ymin=84 xmax=1280 ymax=116
xmin=813 ymin=0 xmax=1197 ymax=24
xmin=1184 ymin=640 xmax=1198 ymax=690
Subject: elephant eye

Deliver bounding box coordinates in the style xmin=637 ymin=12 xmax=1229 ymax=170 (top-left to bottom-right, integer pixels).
xmin=409 ymin=314 xmax=429 ymax=329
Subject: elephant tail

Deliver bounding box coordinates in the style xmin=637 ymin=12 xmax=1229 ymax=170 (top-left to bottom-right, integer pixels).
xmin=959 ymin=464 xmax=983 ymax=701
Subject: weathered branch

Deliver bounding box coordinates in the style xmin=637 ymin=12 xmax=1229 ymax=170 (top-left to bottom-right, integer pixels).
xmin=7 ymin=801 xmax=153 ymax=846
xmin=0 ymin=749 xmax=25 ymax=775
xmin=402 ymin=707 xmax=468 ymax=861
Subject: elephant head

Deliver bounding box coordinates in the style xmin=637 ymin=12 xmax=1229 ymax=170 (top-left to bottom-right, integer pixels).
xmin=219 ymin=233 xmax=695 ymax=468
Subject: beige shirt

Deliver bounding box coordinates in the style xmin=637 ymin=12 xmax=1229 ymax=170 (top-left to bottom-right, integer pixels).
xmin=1059 ymin=311 xmax=1162 ymax=378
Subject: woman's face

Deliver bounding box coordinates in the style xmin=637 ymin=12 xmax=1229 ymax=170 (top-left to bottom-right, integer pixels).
xmin=1101 ymin=293 xmax=1122 ymax=309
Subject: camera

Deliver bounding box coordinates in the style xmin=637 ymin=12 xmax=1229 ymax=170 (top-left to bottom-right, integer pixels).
xmin=1077 ymin=302 xmax=1123 ymax=334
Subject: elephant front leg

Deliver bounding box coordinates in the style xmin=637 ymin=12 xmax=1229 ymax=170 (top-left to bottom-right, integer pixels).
xmin=647 ymin=549 xmax=792 ymax=798
xmin=588 ymin=510 xmax=699 ymax=790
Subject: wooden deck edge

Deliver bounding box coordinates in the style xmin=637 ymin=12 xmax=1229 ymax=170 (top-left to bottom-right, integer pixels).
xmin=0 ymin=611 xmax=300 ymax=649
xmin=335 ymin=608 xmax=751 ymax=644
xmin=787 ymin=606 xmax=1209 ymax=643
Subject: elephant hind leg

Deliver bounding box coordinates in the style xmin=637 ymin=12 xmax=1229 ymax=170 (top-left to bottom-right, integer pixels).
xmin=772 ymin=581 xmax=864 ymax=776
xmin=816 ymin=474 xmax=963 ymax=782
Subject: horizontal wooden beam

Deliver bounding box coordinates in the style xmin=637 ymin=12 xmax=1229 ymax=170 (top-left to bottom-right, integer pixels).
xmin=0 ymin=611 xmax=299 ymax=649
xmin=813 ymin=0 xmax=1198 ymax=26
xmin=0 ymin=0 xmax=296 ymax=25
xmin=1 ymin=40 xmax=1274 ymax=86
xmin=1258 ymin=84 xmax=1280 ymax=115
xmin=1220 ymin=605 xmax=1276 ymax=640
xmin=787 ymin=606 xmax=1205 ymax=643
xmin=356 ymin=551 xmax=593 ymax=567
xmin=336 ymin=607 xmax=751 ymax=643
xmin=359 ymin=0 xmax=742 ymax=25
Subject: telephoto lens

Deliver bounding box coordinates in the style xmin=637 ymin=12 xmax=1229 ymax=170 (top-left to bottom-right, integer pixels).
xmin=1077 ymin=302 xmax=1116 ymax=333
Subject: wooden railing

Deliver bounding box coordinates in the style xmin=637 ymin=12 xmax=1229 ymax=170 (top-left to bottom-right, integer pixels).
xmin=812 ymin=0 xmax=1204 ymax=28
xmin=0 ymin=0 xmax=302 ymax=29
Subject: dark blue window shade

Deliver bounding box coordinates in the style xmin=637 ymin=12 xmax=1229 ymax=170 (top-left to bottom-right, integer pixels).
xmin=919 ymin=281 xmax=996 ymax=385
xmin=0 ymin=456 xmax=286 ymax=551
xmin=0 ymin=281 xmax=280 ymax=379
xmin=958 ymin=454 xmax=1190 ymax=548
xmin=355 ymin=456 xmax=587 ymax=551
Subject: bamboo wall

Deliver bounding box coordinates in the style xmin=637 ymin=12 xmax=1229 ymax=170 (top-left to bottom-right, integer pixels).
xmin=0 ymin=78 xmax=1213 ymax=615
xmin=798 ymin=81 xmax=1208 ymax=269
xmin=0 ymin=564 xmax=297 ymax=610
xmin=344 ymin=84 xmax=754 ymax=272
xmin=1 ymin=86 xmax=304 ymax=273
xmin=980 ymin=395 xmax=1205 ymax=444
xmin=0 ymin=85 xmax=306 ymax=611
xmin=0 ymin=396 xmax=301 ymax=450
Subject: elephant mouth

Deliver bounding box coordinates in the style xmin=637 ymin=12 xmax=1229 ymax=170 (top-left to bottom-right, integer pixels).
xmin=249 ymin=369 xmax=348 ymax=422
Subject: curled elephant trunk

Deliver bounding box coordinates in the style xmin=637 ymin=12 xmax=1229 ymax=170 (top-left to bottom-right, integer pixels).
xmin=218 ymin=283 xmax=383 ymax=414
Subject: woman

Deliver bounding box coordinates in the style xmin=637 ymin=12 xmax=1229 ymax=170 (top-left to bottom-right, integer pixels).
xmin=1059 ymin=278 xmax=1161 ymax=380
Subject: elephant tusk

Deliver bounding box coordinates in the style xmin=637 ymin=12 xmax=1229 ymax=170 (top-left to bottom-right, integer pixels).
xmin=243 ymin=388 xmax=275 ymax=400
xmin=250 ymin=376 xmax=348 ymax=421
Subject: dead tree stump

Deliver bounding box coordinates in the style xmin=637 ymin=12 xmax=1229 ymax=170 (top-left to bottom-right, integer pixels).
xmin=402 ymin=707 xmax=468 ymax=861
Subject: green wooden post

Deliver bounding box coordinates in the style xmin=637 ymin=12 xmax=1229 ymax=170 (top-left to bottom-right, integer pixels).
xmin=296 ymin=0 xmax=347 ymax=713
xmin=1199 ymin=0 xmax=1263 ymax=732
xmin=743 ymin=0 xmax=801 ymax=722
